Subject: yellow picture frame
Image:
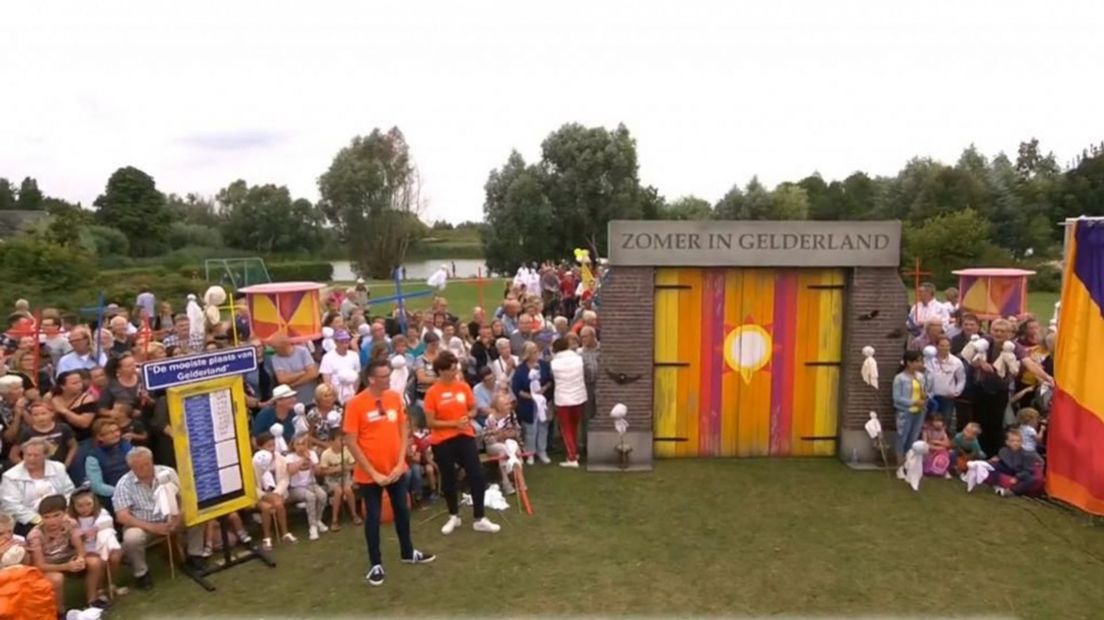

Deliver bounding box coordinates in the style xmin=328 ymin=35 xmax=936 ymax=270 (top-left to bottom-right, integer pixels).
xmin=168 ymin=376 xmax=258 ymax=526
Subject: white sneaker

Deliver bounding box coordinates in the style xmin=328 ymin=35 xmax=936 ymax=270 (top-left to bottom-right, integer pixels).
xmin=282 ymin=532 xmax=298 ymax=543
xmin=538 ymin=453 xmax=551 ymax=465
xmin=943 ymin=472 xmax=952 ymax=480
xmin=472 ymin=517 xmax=501 ymax=533
xmin=441 ymin=515 xmax=462 ymax=535
xmin=309 ymin=526 xmax=319 ymax=541
xmin=525 ymin=456 xmax=534 ymax=466
xmin=559 ymin=460 xmax=579 ymax=468
xmin=316 ymin=522 xmax=329 ymax=534
xmin=295 ymin=502 xmax=307 ymax=510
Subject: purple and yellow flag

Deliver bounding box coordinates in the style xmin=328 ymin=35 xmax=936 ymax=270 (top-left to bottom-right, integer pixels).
xmin=1047 ymin=219 xmax=1104 ymax=515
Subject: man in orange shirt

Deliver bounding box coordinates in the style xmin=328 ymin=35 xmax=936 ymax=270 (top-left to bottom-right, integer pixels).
xmin=343 ymin=359 xmax=435 ymax=587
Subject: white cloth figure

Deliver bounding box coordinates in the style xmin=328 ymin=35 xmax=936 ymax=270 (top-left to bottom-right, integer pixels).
xmin=66 ymin=609 xmax=105 ymax=620
xmin=961 ymin=336 xmax=989 ymax=365
xmin=1051 ymin=301 xmax=1061 ymax=329
xmin=320 ymin=326 xmax=335 ymax=354
xmin=186 ymin=294 xmax=205 ymax=342
xmin=390 ymin=355 xmax=410 ymax=395
xmin=203 ymin=285 xmax=227 ymax=330
xmin=901 ymin=441 xmax=929 ymax=491
xmin=513 ymin=267 xmax=527 ymax=289
xmin=994 ymin=341 xmax=1020 ymax=379
xmin=861 ymin=346 xmax=879 ymax=389
xmin=447 ymin=336 xmax=467 ymax=361
xmin=611 ymin=403 xmax=629 ymax=436
xmin=923 ymin=345 xmax=937 ymax=361
xmin=325 ymin=409 xmax=342 ymax=430
xmin=503 ymin=438 xmax=522 ymax=473
xmin=337 ymin=368 xmax=359 ymax=395
xmin=529 ymin=368 xmax=548 ymax=423
xmin=153 ymin=472 xmax=180 ymax=521
xmin=482 ymin=484 xmax=510 ymax=511
xmin=292 ymin=403 xmax=309 ymax=435
xmin=427 ymin=265 xmax=449 ymax=290
xmin=95 ymin=527 xmax=122 ymax=561
xmin=864 ymin=411 xmax=883 ymax=440
xmin=269 ymin=423 xmax=289 ymax=454
xmin=253 ymin=450 xmax=276 ymax=491
xmin=964 ymin=460 xmax=995 ymax=492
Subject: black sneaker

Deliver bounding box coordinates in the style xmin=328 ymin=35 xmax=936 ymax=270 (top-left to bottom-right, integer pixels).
xmin=90 ymin=597 xmax=111 ymax=609
xmin=366 ymin=565 xmax=385 ymax=586
xmin=184 ymin=555 xmax=207 ymax=573
xmin=401 ymin=549 xmax=436 ymax=564
xmin=135 ymin=571 xmax=154 ymax=590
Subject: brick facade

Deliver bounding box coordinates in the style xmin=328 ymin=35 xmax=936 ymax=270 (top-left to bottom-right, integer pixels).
xmin=839 ymin=267 xmax=910 ymax=433
xmin=592 ymin=266 xmax=654 ymax=432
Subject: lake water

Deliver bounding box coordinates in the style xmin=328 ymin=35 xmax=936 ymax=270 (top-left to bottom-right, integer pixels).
xmin=331 ymin=258 xmax=489 ymax=282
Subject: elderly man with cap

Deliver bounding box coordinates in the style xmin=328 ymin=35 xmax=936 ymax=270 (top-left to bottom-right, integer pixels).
xmin=250 ymin=384 xmax=298 ymax=450
xmin=320 ymin=329 xmax=362 ymax=404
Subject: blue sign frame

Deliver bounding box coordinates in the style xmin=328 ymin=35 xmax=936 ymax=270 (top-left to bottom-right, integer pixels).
xmin=143 ymin=346 xmax=258 ymax=392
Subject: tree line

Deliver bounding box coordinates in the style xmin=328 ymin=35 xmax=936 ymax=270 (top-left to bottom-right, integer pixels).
xmin=4 ymin=125 xmax=1102 ymax=288
xmin=481 ymin=127 xmax=1104 ymax=285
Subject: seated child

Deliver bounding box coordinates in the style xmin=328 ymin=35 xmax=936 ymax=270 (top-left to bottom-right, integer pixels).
xmin=482 ymin=394 xmax=524 ymax=495
xmin=952 ymin=422 xmax=986 ymax=475
xmin=68 ymin=489 xmax=126 ymax=598
xmin=112 ymin=403 xmax=149 ymax=446
xmin=319 ymin=436 xmax=360 ymax=531
xmin=285 ymin=433 xmax=328 ymax=540
xmin=27 ymin=494 xmax=107 ymax=609
xmin=920 ymin=414 xmax=953 ymax=478
xmin=1017 ymin=407 xmax=1044 ymax=455
xmin=0 ymin=513 xmax=26 ymax=563
xmin=988 ymin=429 xmax=1044 ymax=497
xmin=408 ymin=428 xmax=438 ymax=503
xmin=13 ymin=402 xmax=76 ymax=469
xmin=252 ymin=433 xmax=294 ymax=550
xmin=85 ymin=419 xmax=134 ymax=513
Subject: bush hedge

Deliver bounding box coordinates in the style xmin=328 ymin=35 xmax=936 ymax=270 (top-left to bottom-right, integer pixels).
xmin=267 ymin=261 xmax=334 ymax=282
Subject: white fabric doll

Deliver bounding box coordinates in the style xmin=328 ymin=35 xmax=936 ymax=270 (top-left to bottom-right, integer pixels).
xmin=994 ymin=340 xmax=1020 ymax=379
xmin=898 ymin=440 xmax=929 ymax=491
xmin=390 ymin=355 xmax=410 ymax=395
xmin=202 ymin=286 xmax=227 ymax=330
xmin=861 ymin=346 xmax=879 ymax=389
xmin=186 ymin=293 xmax=205 ymax=343
xmin=427 ymin=264 xmax=449 ymax=290
xmin=529 ymin=368 xmax=548 ymax=423
xmin=269 ymin=423 xmax=289 ymax=454
xmin=963 ymin=460 xmax=995 ymax=492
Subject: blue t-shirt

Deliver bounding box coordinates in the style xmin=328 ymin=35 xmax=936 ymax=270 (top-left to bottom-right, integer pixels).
xmin=251 ymin=407 xmax=296 ymax=444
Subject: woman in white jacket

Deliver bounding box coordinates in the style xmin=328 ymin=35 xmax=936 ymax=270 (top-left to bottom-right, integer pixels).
xmin=549 ymin=338 xmax=587 ymax=468
xmin=0 ymin=437 xmax=76 ymax=536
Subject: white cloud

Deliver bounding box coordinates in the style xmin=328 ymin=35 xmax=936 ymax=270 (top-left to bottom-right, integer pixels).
xmin=2 ymin=1 xmax=1102 ymax=220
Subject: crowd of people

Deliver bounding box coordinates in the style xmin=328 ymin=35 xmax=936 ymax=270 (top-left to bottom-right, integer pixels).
xmin=0 ymin=260 xmax=604 ymax=613
xmin=896 ymin=282 xmax=1054 ymax=495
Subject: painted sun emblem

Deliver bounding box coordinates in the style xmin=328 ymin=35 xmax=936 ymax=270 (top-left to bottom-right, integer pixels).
xmin=724 ymin=324 xmax=773 ymax=383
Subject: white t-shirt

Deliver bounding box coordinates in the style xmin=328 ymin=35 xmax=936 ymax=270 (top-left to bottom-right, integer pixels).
xmin=319 ymin=349 xmax=362 ymax=403
xmin=285 ymin=451 xmax=319 ymax=488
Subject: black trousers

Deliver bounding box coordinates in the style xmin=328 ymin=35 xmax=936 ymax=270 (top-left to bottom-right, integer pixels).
xmin=974 ymin=390 xmax=1009 ymax=458
xmin=432 ymin=435 xmax=485 ymax=520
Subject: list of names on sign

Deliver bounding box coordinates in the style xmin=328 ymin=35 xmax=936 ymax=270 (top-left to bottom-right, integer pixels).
xmin=184 ymin=389 xmax=243 ymax=503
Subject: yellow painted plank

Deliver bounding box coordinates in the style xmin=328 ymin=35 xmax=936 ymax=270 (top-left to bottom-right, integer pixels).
xmin=678 ymin=268 xmax=703 ymax=458
xmin=814 ymin=269 xmax=844 ymax=456
xmin=653 ymin=269 xmax=679 ymax=458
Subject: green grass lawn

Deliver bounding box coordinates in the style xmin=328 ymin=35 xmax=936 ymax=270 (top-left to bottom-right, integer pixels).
xmin=107 ymin=460 xmax=1104 ymax=618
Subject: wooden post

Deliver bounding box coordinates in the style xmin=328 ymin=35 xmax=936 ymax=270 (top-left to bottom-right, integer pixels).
xmin=901 ymin=258 xmax=932 ymax=322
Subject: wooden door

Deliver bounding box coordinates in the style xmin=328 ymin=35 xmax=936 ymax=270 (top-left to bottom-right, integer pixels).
xmin=653 ymin=268 xmax=844 ymax=457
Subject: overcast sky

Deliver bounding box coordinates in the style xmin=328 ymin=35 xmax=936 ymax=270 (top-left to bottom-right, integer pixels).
xmin=3 ymin=1 xmax=1102 ymax=223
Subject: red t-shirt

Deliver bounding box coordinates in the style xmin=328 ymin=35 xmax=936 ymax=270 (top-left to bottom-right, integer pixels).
xmin=342 ymin=389 xmax=407 ymax=484
xmin=424 ymin=381 xmax=476 ymax=445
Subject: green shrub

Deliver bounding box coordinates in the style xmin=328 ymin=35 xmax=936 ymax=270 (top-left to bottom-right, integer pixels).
xmin=168 ymin=222 xmax=224 ymax=250
xmin=0 ymin=236 xmax=97 ymax=293
xmin=80 ymin=225 xmax=130 ymax=259
xmin=1028 ymin=262 xmax=1062 ymax=292
xmin=267 ymin=261 xmax=334 ymax=282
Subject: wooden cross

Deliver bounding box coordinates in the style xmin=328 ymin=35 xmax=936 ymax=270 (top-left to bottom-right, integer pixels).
xmin=368 ymin=268 xmax=434 ymax=333
xmin=901 ymin=258 xmax=932 ymax=317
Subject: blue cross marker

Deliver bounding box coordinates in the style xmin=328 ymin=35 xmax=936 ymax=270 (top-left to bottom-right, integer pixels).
xmin=367 ymin=268 xmax=434 ymax=333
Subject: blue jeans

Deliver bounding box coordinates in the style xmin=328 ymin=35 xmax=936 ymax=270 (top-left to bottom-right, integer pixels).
xmin=895 ymin=410 xmax=925 ymax=458
xmin=357 ymin=472 xmax=414 ymax=567
xmin=933 ymin=396 xmax=957 ymax=433
xmin=523 ymin=420 xmax=549 ymax=457
xmin=408 ymin=464 xmax=425 ymax=501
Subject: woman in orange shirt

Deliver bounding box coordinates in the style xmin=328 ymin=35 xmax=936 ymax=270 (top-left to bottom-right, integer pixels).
xmin=424 ymin=351 xmax=501 ymax=535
